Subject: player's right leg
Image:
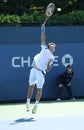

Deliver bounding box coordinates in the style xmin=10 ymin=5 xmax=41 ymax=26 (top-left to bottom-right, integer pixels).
xmin=26 ymin=85 xmax=35 ymax=112
xmin=26 ymin=68 xmax=36 ymax=112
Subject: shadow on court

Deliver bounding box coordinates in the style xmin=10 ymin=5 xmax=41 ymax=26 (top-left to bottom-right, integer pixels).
xmin=0 ymin=115 xmax=84 ymax=130
xmin=10 ymin=117 xmax=36 ymax=125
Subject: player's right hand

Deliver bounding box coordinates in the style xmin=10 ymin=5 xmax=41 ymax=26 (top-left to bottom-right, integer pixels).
xmin=41 ymin=24 xmax=45 ymax=30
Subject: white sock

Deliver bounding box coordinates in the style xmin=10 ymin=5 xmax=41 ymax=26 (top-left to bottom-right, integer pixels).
xmin=27 ymin=98 xmax=30 ymax=104
xmin=34 ymin=100 xmax=39 ymax=105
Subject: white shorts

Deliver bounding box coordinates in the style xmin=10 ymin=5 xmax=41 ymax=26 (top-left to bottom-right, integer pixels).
xmin=29 ymin=68 xmax=45 ymax=89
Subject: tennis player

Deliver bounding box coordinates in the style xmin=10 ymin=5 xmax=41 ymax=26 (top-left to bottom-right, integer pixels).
xmin=26 ymin=22 xmax=56 ymax=114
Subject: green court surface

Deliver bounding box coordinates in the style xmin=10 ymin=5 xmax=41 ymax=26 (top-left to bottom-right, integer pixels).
xmin=0 ymin=99 xmax=84 ymax=119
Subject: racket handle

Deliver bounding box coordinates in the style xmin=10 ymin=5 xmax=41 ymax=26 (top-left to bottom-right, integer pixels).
xmin=43 ymin=21 xmax=46 ymax=26
xmin=43 ymin=16 xmax=49 ymax=26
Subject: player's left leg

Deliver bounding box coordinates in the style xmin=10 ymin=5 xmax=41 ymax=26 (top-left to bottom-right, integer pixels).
xmin=32 ymin=71 xmax=45 ymax=114
xmin=32 ymin=88 xmax=42 ymax=114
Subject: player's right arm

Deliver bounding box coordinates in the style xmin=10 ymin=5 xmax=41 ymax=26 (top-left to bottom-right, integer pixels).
xmin=41 ymin=17 xmax=49 ymax=45
xmin=41 ymin=24 xmax=46 ymax=45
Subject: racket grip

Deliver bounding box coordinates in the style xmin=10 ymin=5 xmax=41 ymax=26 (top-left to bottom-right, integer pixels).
xmin=43 ymin=21 xmax=46 ymax=26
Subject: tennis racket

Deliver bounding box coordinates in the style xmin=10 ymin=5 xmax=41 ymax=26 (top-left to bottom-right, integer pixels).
xmin=43 ymin=3 xmax=55 ymax=25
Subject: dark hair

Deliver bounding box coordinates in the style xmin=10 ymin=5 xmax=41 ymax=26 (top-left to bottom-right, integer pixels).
xmin=67 ymin=65 xmax=72 ymax=69
xmin=48 ymin=42 xmax=56 ymax=48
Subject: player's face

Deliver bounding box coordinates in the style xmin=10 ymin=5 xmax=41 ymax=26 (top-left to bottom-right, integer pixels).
xmin=49 ymin=45 xmax=56 ymax=53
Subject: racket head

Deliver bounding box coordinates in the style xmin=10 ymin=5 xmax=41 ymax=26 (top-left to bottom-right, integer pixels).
xmin=46 ymin=3 xmax=55 ymax=17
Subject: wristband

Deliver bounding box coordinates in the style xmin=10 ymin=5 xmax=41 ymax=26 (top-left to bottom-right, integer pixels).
xmin=41 ymin=29 xmax=45 ymax=33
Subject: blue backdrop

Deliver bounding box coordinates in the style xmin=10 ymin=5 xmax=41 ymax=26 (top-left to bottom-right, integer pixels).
xmin=0 ymin=26 xmax=84 ymax=101
xmin=0 ymin=43 xmax=84 ymax=101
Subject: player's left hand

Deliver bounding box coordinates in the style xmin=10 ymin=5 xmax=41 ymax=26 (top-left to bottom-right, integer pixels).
xmin=48 ymin=58 xmax=54 ymax=63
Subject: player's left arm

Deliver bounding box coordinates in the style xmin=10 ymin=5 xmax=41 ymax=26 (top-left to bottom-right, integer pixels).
xmin=46 ymin=58 xmax=54 ymax=71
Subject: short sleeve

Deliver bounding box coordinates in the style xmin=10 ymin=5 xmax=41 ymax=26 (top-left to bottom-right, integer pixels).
xmin=41 ymin=45 xmax=48 ymax=50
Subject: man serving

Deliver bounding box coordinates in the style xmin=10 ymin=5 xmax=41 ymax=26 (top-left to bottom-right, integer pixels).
xmin=26 ymin=21 xmax=56 ymax=114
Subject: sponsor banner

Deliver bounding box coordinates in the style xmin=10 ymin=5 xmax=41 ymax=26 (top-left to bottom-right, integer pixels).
xmin=0 ymin=43 xmax=84 ymax=100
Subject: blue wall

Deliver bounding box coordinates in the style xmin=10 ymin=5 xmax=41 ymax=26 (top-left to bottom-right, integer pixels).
xmin=0 ymin=26 xmax=84 ymax=44
xmin=0 ymin=26 xmax=84 ymax=101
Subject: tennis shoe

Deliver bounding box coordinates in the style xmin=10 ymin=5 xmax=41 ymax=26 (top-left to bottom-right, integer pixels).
xmin=26 ymin=103 xmax=31 ymax=112
xmin=32 ymin=105 xmax=37 ymax=114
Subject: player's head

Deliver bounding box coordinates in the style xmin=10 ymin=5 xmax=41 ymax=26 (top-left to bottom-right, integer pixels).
xmin=67 ymin=65 xmax=73 ymax=73
xmin=48 ymin=42 xmax=56 ymax=53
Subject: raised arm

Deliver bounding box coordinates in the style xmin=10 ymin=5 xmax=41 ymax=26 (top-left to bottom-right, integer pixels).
xmin=41 ymin=24 xmax=46 ymax=45
xmin=41 ymin=17 xmax=49 ymax=45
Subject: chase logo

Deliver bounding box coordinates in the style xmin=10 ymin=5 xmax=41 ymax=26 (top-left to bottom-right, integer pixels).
xmin=62 ymin=54 xmax=73 ymax=67
xmin=11 ymin=54 xmax=73 ymax=68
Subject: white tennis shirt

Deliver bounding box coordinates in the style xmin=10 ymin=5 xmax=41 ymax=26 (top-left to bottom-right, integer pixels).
xmin=34 ymin=45 xmax=55 ymax=71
